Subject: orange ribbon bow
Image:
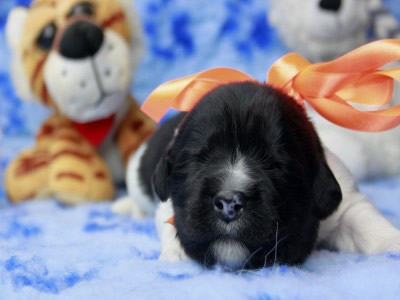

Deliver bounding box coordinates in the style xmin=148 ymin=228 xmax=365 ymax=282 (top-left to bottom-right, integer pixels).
xmin=141 ymin=39 xmax=400 ymax=131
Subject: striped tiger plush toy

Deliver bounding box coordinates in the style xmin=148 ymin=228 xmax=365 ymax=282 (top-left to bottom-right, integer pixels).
xmin=5 ymin=0 xmax=155 ymax=204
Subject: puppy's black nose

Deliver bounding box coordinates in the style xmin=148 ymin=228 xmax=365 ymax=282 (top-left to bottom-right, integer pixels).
xmin=214 ymin=192 xmax=245 ymax=223
xmin=319 ymin=0 xmax=341 ymax=12
xmin=59 ymin=21 xmax=104 ymax=59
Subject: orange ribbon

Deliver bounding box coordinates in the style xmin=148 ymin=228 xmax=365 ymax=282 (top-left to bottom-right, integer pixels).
xmin=141 ymin=68 xmax=253 ymax=122
xmin=141 ymin=39 xmax=400 ymax=131
xmin=165 ymin=216 xmax=175 ymax=226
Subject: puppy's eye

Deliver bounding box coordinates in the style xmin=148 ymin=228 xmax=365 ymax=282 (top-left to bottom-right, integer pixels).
xmin=68 ymin=2 xmax=95 ymax=18
xmin=36 ymin=23 xmax=57 ymax=50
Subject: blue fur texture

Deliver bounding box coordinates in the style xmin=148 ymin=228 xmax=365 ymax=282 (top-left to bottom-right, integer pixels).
xmin=1 ymin=0 xmax=400 ymax=299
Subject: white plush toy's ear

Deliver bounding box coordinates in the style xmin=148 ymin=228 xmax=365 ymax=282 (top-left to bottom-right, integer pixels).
xmin=6 ymin=7 xmax=38 ymax=101
xmin=267 ymin=0 xmax=280 ymax=26
xmin=116 ymin=0 xmax=145 ymax=72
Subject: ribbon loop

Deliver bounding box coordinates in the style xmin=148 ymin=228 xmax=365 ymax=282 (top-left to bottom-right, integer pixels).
xmin=141 ymin=68 xmax=254 ymax=122
xmin=142 ymin=39 xmax=400 ymax=131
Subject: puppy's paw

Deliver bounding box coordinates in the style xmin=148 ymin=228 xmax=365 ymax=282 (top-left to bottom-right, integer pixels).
xmin=156 ymin=199 xmax=188 ymax=262
xmin=112 ymin=196 xmax=132 ymax=215
xmin=159 ymin=240 xmax=188 ymax=262
xmin=111 ymin=196 xmax=146 ymax=219
xmin=376 ymin=234 xmax=400 ymax=254
xmin=130 ymin=201 xmax=146 ymax=220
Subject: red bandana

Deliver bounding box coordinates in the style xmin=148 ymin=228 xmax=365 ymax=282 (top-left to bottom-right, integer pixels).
xmin=72 ymin=114 xmax=116 ymax=147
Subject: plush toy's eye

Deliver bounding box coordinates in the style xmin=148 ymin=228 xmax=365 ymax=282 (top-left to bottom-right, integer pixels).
xmin=68 ymin=2 xmax=95 ymax=18
xmin=36 ymin=23 xmax=57 ymax=51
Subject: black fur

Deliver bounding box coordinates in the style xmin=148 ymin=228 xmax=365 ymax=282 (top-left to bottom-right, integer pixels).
xmin=139 ymin=113 xmax=186 ymax=198
xmin=141 ymin=82 xmax=342 ymax=269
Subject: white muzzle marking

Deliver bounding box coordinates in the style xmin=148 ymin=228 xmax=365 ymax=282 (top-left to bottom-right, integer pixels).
xmin=212 ymin=239 xmax=249 ymax=269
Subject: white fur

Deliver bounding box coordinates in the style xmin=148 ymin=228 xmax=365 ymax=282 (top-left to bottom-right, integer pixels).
xmin=212 ymin=240 xmax=249 ymax=269
xmin=220 ymin=156 xmax=251 ymax=192
xmin=111 ymin=195 xmax=146 ymax=219
xmin=313 ymin=111 xmax=400 ymax=180
xmin=126 ymin=143 xmax=156 ymax=216
xmin=112 ymin=142 xmax=155 ymax=219
xmin=44 ymin=30 xmax=131 ymax=122
xmin=156 ymin=199 xmax=188 ymax=262
xmin=319 ymin=149 xmax=400 ymax=254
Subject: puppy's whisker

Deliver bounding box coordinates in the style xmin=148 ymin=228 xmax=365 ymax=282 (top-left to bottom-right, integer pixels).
xmin=262 ymin=223 xmax=279 ymax=269
xmin=238 ymin=246 xmax=263 ymax=274
xmin=274 ymin=221 xmax=279 ymax=266
xmin=262 ymin=236 xmax=287 ymax=269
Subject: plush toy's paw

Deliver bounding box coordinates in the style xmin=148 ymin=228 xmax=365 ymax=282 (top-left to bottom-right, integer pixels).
xmin=111 ymin=196 xmax=146 ymax=219
xmin=48 ymin=142 xmax=114 ymax=205
xmin=6 ymin=115 xmax=115 ymax=205
xmin=5 ymin=148 xmax=51 ymax=203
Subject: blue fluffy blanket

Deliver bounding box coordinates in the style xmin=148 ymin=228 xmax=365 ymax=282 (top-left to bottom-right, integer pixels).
xmin=1 ymin=0 xmax=400 ymax=299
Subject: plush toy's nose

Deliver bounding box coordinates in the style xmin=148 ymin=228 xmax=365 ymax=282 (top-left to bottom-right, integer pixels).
xmin=319 ymin=0 xmax=342 ymax=12
xmin=214 ymin=191 xmax=245 ymax=223
xmin=59 ymin=20 xmax=104 ymax=59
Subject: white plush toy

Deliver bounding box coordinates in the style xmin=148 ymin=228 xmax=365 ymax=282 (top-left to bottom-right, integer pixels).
xmin=268 ymin=0 xmax=400 ymax=180
xmin=268 ymin=0 xmax=400 ymax=62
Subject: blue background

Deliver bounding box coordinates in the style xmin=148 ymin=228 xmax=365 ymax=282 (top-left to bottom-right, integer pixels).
xmin=1 ymin=1 xmax=400 ymax=299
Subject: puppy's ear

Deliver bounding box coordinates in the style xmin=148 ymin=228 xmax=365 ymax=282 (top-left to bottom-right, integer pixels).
xmin=152 ymin=154 xmax=171 ymax=202
xmin=312 ymin=159 xmax=342 ymax=220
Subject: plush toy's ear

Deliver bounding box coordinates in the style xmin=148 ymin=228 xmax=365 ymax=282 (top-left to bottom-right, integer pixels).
xmin=6 ymin=7 xmax=37 ymax=102
xmin=6 ymin=7 xmax=28 ymax=51
xmin=267 ymin=0 xmax=280 ymax=27
xmin=152 ymin=153 xmax=172 ymax=202
xmin=312 ymin=158 xmax=342 ymax=220
xmin=116 ymin=0 xmax=144 ymax=72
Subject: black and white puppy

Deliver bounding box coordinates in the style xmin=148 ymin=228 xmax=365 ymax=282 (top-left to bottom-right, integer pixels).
xmin=113 ymin=82 xmax=400 ymax=270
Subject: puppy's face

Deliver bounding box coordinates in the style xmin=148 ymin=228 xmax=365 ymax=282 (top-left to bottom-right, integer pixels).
xmin=154 ymin=82 xmax=342 ymax=270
